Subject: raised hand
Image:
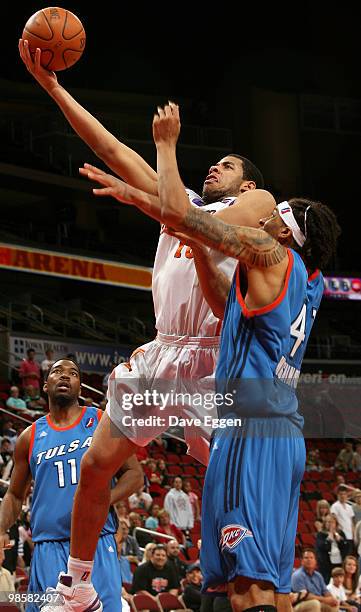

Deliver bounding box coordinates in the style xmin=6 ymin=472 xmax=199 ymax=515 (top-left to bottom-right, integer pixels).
xmin=80 ymin=163 xmax=136 ymax=205
xmin=18 ymin=38 xmax=58 ymax=92
xmin=152 ymin=102 xmax=181 ymax=147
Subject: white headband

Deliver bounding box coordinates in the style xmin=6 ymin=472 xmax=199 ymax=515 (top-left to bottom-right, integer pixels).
xmin=277 ymin=201 xmax=307 ymax=247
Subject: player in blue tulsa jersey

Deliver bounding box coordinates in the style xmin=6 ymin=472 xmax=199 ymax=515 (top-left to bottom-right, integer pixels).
xmin=0 ymin=358 xmax=143 ymax=611
xmin=82 ymin=103 xmax=341 ymax=612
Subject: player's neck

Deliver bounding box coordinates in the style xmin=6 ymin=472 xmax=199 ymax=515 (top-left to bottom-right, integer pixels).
xmin=48 ymin=401 xmax=83 ymax=427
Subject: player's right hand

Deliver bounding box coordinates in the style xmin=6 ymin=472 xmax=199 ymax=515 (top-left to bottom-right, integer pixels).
xmin=0 ymin=532 xmax=12 ymax=549
xmin=18 ymin=39 xmax=58 ymax=91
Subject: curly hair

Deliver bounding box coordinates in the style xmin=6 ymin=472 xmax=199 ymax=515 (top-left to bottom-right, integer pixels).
xmin=288 ymin=197 xmax=341 ymax=270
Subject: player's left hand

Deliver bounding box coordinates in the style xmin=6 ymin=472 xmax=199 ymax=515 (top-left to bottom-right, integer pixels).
xmin=153 ymin=102 xmax=180 ymax=147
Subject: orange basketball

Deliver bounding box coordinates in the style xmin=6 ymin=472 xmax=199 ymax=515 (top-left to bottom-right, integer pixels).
xmin=22 ymin=7 xmax=86 ymax=71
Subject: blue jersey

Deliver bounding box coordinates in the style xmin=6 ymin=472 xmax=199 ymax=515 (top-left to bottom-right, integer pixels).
xmin=29 ymin=407 xmax=117 ymax=542
xmin=216 ymin=249 xmax=324 ymax=425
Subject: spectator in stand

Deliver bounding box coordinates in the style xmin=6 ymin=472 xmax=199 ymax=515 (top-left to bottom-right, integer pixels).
xmin=352 ymin=445 xmax=361 ymax=473
xmin=114 ymin=500 xmax=130 ymax=526
xmin=140 ymin=543 xmax=157 ymax=565
xmin=41 ymin=349 xmax=55 ymax=377
xmin=24 ymin=385 xmax=47 ymax=413
xmin=316 ymin=501 xmax=332 ymax=532
xmin=131 ymin=544 xmax=179 ymax=595
xmin=166 ymin=539 xmax=187 ymax=579
xmin=19 ymin=348 xmax=41 ymax=390
xmin=342 ymin=556 xmax=361 ymax=607
xmin=316 ymin=514 xmax=348 ymax=583
xmin=183 ymin=480 xmax=200 ymax=522
xmin=336 ymin=443 xmax=355 ymax=472
xmin=164 ymin=477 xmax=194 ymax=533
xmin=118 ymin=520 xmax=142 ymax=563
xmin=331 ymin=486 xmax=355 ymax=556
xmin=1 ymin=420 xmax=17 ymax=448
xmin=158 ymin=458 xmax=170 ymax=488
xmin=327 ymin=567 xmax=357 ymax=612
xmin=0 ymin=547 xmax=15 ymax=602
xmin=0 ymin=438 xmax=14 ymax=481
xmin=143 ymin=458 xmax=165 ymax=498
xmin=128 ymin=486 xmax=153 ymax=511
xmin=129 ymin=512 xmax=153 ymax=548
xmin=18 ymin=509 xmax=33 ymax=568
xmin=291 ymin=548 xmax=339 ymax=611
xmin=353 ymin=519 xmax=361 ymax=569
xmin=183 ymin=564 xmax=203 ymax=612
xmin=83 ymin=397 xmax=94 ymax=407
xmin=317 ymin=501 xmax=332 ymax=518
xmin=352 ymin=492 xmax=361 ymax=525
xmin=333 ymin=476 xmax=358 ymax=500
xmin=6 ymin=386 xmax=28 ymax=413
xmin=145 ymin=503 xmax=161 ymax=530
xmin=306 ymin=449 xmax=324 ymax=472
xmin=157 ymin=510 xmax=186 ymax=547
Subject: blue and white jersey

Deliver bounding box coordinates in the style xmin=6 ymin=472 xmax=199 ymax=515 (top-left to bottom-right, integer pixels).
xmin=216 ymin=249 xmax=324 ymax=425
xmin=29 ymin=407 xmax=117 ymax=542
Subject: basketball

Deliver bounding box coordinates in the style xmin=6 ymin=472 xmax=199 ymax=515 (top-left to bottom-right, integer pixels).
xmin=22 ymin=7 xmax=86 ymax=72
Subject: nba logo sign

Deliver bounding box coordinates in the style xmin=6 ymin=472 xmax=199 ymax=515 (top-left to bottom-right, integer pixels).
xmin=85 ymin=417 xmax=94 ymax=428
xmin=220 ymin=524 xmax=253 ymax=550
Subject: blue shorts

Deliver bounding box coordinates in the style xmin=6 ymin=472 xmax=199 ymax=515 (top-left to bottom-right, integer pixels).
xmin=201 ymin=417 xmax=305 ymax=593
xmin=26 ymin=533 xmax=122 ymax=611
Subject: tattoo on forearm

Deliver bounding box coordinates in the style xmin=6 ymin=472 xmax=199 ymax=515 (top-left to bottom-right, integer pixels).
xmin=183 ymin=208 xmax=286 ymax=267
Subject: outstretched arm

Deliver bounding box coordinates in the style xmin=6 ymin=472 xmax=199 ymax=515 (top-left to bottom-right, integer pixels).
xmin=82 ymin=162 xmax=283 ymax=268
xmin=19 ymin=39 xmax=158 ymax=194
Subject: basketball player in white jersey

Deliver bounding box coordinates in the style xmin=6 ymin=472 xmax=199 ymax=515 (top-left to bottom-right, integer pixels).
xmin=19 ymin=39 xmax=273 ymax=463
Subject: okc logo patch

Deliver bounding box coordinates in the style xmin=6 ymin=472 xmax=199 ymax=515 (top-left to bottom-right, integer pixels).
xmin=220 ymin=524 xmax=253 ymax=550
xmin=85 ymin=417 xmax=94 ymax=428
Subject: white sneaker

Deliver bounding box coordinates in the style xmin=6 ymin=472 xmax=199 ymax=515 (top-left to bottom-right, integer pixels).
xmin=41 ymin=573 xmax=103 ymax=611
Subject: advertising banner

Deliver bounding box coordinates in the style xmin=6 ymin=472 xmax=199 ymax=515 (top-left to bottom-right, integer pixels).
xmin=0 ymin=243 xmax=152 ymax=290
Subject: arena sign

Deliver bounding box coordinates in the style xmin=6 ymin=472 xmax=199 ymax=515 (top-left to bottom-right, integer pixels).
xmin=0 ymin=242 xmax=152 ymax=290
xmin=8 ymin=334 xmax=131 ymax=374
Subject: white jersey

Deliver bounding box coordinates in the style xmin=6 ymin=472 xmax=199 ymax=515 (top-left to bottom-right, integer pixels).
xmin=152 ymin=189 xmax=237 ymax=337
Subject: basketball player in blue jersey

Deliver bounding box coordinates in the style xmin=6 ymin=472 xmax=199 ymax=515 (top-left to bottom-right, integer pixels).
xmin=81 ymin=103 xmax=341 ymax=612
xmin=0 ymin=358 xmax=143 ymax=612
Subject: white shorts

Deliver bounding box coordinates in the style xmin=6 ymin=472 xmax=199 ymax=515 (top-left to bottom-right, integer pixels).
xmin=106 ymin=332 xmax=221 ymax=464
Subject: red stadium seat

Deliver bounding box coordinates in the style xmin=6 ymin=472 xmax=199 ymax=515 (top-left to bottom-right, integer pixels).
xmin=299 ymin=500 xmax=310 ymax=512
xmin=132 ymin=592 xmax=162 ymax=612
xmin=157 ymin=592 xmax=187 ymax=611
xmin=168 ymin=465 xmax=183 ymax=475
xmin=301 ymin=533 xmax=315 ymax=546
xmin=181 ymin=455 xmax=195 ymax=465
xmin=302 ymin=511 xmax=315 ymax=522
xmin=166 ymin=454 xmax=180 ymax=463
xmin=182 ymin=466 xmax=197 ymax=476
